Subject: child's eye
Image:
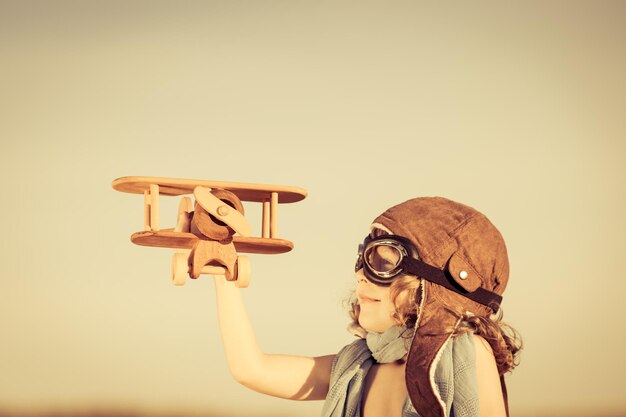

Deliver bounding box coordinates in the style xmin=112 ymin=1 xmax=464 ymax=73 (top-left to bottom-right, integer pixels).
xmin=368 ymin=246 xmax=401 ymax=272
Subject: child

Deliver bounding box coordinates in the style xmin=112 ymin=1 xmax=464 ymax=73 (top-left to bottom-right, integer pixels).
xmin=213 ymin=197 xmax=521 ymax=417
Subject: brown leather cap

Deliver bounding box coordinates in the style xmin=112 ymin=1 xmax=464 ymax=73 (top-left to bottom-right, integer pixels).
xmin=372 ymin=197 xmax=509 ymax=417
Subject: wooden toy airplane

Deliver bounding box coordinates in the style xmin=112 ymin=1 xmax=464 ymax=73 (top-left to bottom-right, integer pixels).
xmin=112 ymin=176 xmax=307 ymax=287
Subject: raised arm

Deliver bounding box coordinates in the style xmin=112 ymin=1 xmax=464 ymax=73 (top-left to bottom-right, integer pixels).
xmin=213 ymin=275 xmax=334 ymax=400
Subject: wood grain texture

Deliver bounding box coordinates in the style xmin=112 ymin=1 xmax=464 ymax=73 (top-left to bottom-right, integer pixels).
xmin=143 ymin=190 xmax=150 ymax=231
xmin=112 ymin=176 xmax=307 ymax=203
xmin=191 ymin=201 xmax=231 ymax=241
xmin=262 ymin=200 xmax=270 ymax=238
xmin=193 ymin=187 xmax=250 ymax=237
xmin=130 ymin=231 xmax=294 ymax=254
xmin=149 ymin=184 xmax=159 ymax=231
xmin=270 ymin=192 xmax=278 ymax=238
xmin=189 ymin=240 xmax=237 ymax=280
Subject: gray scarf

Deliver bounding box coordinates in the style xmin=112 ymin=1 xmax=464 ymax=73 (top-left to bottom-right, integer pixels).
xmin=321 ymin=331 xmax=479 ymax=417
xmin=321 ymin=326 xmax=409 ymax=417
xmin=366 ymin=325 xmax=410 ymax=363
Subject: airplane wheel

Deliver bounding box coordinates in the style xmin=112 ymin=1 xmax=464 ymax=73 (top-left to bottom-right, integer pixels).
xmin=235 ymin=256 xmax=251 ymax=288
xmin=171 ymin=252 xmax=188 ymax=286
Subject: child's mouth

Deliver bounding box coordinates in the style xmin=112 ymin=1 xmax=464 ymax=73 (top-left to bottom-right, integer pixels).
xmin=357 ymin=293 xmax=380 ymax=303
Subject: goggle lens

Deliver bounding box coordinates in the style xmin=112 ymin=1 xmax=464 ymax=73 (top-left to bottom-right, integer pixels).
xmin=355 ymin=236 xmax=411 ymax=285
xmin=364 ymin=243 xmax=403 ymax=274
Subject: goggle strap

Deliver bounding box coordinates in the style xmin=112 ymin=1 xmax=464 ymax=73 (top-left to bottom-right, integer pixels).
xmin=404 ymin=257 xmax=502 ymax=312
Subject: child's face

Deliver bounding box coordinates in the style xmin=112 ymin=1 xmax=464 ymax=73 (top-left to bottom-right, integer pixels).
xmin=355 ymin=269 xmax=397 ymax=333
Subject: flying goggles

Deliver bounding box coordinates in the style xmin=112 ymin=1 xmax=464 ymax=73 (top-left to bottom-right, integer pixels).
xmin=355 ymin=234 xmax=502 ymax=311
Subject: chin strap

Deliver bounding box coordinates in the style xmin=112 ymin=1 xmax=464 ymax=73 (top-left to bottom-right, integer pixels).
xmin=501 ymin=375 xmax=510 ymax=417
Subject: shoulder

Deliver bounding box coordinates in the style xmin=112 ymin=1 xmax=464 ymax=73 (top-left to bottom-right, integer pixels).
xmin=472 ymin=333 xmax=494 ymax=355
xmin=471 ymin=333 xmax=499 ymax=376
xmin=471 ymin=334 xmax=507 ymax=417
xmin=449 ymin=332 xmax=497 ymax=367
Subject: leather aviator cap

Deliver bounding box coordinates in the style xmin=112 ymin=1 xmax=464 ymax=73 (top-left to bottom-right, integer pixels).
xmin=372 ymin=197 xmax=509 ymax=417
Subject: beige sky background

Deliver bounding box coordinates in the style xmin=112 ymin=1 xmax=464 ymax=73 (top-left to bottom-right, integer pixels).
xmin=1 ymin=1 xmax=625 ymax=416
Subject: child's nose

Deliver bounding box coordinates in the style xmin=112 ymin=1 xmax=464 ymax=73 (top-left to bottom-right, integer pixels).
xmin=355 ymin=269 xmax=368 ymax=283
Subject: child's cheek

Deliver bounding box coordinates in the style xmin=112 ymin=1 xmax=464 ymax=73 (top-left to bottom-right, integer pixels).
xmin=358 ymin=300 xmax=396 ymax=333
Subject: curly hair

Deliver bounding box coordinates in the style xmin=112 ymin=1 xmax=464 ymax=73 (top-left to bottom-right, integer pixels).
xmin=347 ymin=275 xmax=522 ymax=375
xmin=454 ymin=308 xmax=523 ymax=375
